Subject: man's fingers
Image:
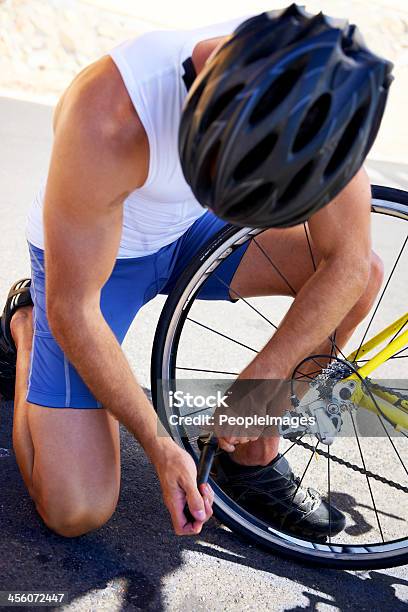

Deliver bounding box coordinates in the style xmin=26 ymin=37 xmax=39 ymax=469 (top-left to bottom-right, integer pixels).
xmin=167 ymin=480 xmax=215 ymax=536
xmin=199 ymin=483 xmax=214 ymax=507
xmin=218 ymin=435 xmax=255 ymax=452
xmin=168 ymin=493 xmax=201 ymax=536
xmin=203 ymin=496 xmax=213 ymax=519
xmin=168 ymin=494 xmax=192 ymax=534
xmin=157 ymin=445 xmax=216 ymax=537
xmin=218 ymin=438 xmax=236 ymax=452
xmin=185 ymin=481 xmax=206 ymax=523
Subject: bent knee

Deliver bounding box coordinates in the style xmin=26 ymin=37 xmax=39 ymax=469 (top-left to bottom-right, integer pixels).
xmin=362 ymin=252 xmax=384 ymax=303
xmin=40 ymin=498 xmax=117 ymax=537
xmin=353 ymin=252 xmax=384 ymax=318
xmin=35 ymin=479 xmax=119 ymax=537
xmin=370 ymin=251 xmax=384 ymax=289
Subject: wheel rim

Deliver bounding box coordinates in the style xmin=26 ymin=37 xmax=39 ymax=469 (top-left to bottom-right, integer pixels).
xmin=155 ymin=190 xmax=408 ymax=563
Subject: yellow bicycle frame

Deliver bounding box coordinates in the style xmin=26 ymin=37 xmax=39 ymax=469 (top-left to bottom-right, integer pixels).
xmin=344 ymin=313 xmax=408 ymax=430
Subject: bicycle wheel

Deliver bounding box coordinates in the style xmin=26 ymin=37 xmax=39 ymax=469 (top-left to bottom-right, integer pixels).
xmin=151 ymin=185 xmax=408 ymax=569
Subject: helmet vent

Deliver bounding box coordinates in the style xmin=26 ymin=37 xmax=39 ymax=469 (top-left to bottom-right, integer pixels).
xmin=200 ymin=84 xmax=244 ymax=131
xmin=293 ymin=93 xmax=331 ymax=152
xmin=278 ymin=160 xmax=315 ymax=204
xmin=233 ymin=132 xmax=278 ymax=180
xmin=227 ymin=182 xmax=276 ymax=220
xmin=324 ymin=100 xmax=370 ymax=177
xmin=249 ymin=57 xmax=308 ymax=125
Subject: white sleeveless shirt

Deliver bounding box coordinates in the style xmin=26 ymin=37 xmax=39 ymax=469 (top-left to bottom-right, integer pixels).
xmin=26 ymin=17 xmax=246 ymax=258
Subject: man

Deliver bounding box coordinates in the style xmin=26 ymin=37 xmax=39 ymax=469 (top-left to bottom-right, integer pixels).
xmin=0 ymin=6 xmax=391 ymax=539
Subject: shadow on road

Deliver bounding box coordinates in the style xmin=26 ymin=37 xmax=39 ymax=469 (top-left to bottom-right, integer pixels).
xmin=1 ymin=399 xmax=407 ymax=611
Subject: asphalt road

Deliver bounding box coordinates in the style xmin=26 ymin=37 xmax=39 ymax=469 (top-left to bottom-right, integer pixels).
xmin=0 ymin=96 xmax=407 ymax=611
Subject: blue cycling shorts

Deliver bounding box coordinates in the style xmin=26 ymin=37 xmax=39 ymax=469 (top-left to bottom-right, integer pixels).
xmin=27 ymin=211 xmax=249 ymax=408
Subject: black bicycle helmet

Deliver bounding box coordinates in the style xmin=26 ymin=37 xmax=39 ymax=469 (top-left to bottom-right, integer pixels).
xmin=179 ymin=4 xmax=393 ymax=228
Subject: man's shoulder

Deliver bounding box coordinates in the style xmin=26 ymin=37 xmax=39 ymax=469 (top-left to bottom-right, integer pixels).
xmin=54 ymin=56 xmax=145 ymax=148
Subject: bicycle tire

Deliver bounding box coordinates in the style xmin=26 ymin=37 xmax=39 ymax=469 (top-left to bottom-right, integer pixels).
xmin=151 ymin=185 xmax=408 ymax=569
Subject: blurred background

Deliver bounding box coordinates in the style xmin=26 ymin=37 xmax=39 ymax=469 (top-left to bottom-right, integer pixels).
xmin=0 ymin=0 xmax=407 ymax=159
xmin=0 ymin=7 xmax=408 ymax=606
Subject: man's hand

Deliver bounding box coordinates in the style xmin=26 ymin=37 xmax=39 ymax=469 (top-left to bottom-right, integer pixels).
xmin=153 ymin=440 xmax=214 ymax=535
xmin=214 ymin=380 xmax=268 ymax=453
xmin=214 ymin=379 xmax=289 ymax=453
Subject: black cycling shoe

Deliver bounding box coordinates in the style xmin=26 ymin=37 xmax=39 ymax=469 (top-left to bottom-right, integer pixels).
xmin=0 ymin=279 xmax=32 ymax=400
xmin=214 ymin=450 xmax=346 ymax=540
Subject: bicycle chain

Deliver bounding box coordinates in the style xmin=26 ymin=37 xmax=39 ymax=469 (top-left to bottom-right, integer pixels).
xmin=292 ymin=438 xmax=408 ymax=493
xmin=292 ymin=370 xmax=408 ymax=492
xmin=364 ymin=380 xmax=408 ymax=410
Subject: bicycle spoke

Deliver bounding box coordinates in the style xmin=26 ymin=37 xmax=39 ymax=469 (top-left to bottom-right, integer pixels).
xmin=176 ymin=366 xmax=239 ymax=376
xmin=294 ymin=369 xmax=322 ymax=380
xmin=302 ymin=227 xmax=349 ymax=366
xmin=328 ymin=445 xmax=332 ymax=544
xmin=280 ymin=435 xmax=307 ymax=459
xmin=252 ymin=237 xmax=296 ymax=295
xmin=187 ymin=317 xmax=258 ymax=353
xmin=214 ymin=274 xmax=278 ymax=329
xmin=303 ymin=224 xmax=345 ymax=362
xmin=376 ymin=414 xmax=408 ymax=479
xmin=294 ymin=355 xmax=335 ymax=378
xmin=388 ymin=317 xmax=408 ymax=346
xmin=330 ymin=331 xmax=337 ymax=362
xmin=281 ymin=439 xmax=320 ymax=528
xmin=220 ymin=231 xmax=346 ymax=367
xmin=389 ymin=347 xmax=408 ymax=359
xmin=354 ymin=233 xmax=408 ymax=362
xmin=356 ymin=354 xmax=408 ymax=362
xmin=303 ymin=223 xmax=317 ymax=272
xmin=331 ymin=340 xmax=349 ymax=362
xmin=350 ymin=412 xmax=385 ymax=542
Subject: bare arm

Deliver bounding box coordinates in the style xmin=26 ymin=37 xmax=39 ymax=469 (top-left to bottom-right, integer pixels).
xmin=45 ymin=62 xmax=154 ymax=446
xmin=241 ymin=168 xmax=372 ymax=379
xmin=44 ymin=60 xmax=212 ymax=533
